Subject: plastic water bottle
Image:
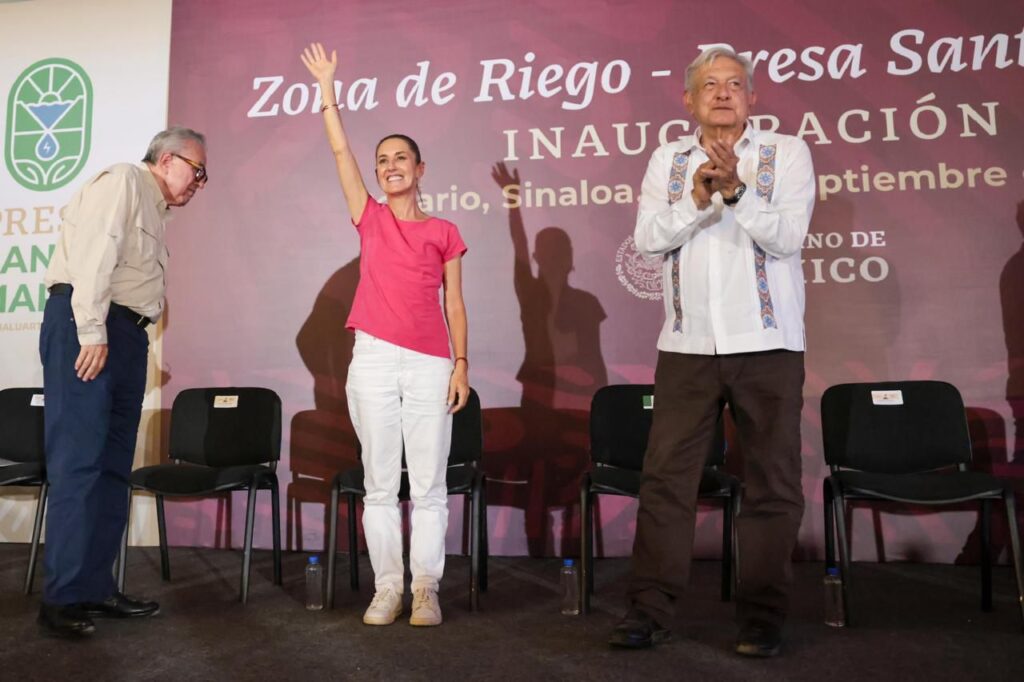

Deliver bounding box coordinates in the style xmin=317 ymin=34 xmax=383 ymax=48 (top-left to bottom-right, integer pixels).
xmin=560 ymin=558 xmax=580 ymax=615
xmin=823 ymin=567 xmax=845 ymax=627
xmin=305 ymin=555 xmax=324 ymax=611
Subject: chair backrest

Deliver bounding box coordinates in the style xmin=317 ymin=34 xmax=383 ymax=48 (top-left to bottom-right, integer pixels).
xmin=169 ymin=387 xmax=282 ymax=467
xmin=590 ymin=384 xmax=725 ymax=471
xmin=0 ymin=387 xmax=45 ymax=463
xmin=449 ymin=387 xmax=483 ymax=466
xmin=820 ymin=380 xmax=971 ymax=474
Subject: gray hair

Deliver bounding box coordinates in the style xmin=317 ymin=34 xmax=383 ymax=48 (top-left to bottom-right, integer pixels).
xmin=684 ymin=47 xmax=755 ymax=94
xmin=142 ymin=126 xmax=206 ymax=163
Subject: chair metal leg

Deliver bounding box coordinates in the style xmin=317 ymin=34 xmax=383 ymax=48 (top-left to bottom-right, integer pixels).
xmin=401 ymin=499 xmax=410 ymax=558
xmin=117 ymin=487 xmax=132 ymax=592
xmin=327 ymin=482 xmax=340 ymax=609
xmin=240 ymin=483 xmax=258 ymax=604
xmin=348 ymin=493 xmax=359 ymax=591
xmin=981 ymin=498 xmax=992 ymax=612
xmin=461 ymin=486 xmax=472 ymax=556
xmin=1002 ymin=490 xmax=1024 ymax=631
xmin=721 ymin=492 xmax=734 ymax=602
xmin=470 ymin=480 xmax=482 ymax=612
xmin=830 ymin=480 xmax=852 ymax=626
xmin=824 ymin=478 xmax=836 ymax=569
xmin=270 ymin=477 xmax=282 ymax=586
xmin=156 ymin=494 xmax=170 ymax=581
xmin=580 ymin=476 xmax=592 ymax=615
xmin=479 ymin=476 xmax=488 ymax=593
xmin=24 ymin=481 xmax=48 ymax=595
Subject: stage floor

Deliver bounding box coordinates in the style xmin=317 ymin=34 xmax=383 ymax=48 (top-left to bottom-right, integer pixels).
xmin=0 ymin=544 xmax=1021 ymax=680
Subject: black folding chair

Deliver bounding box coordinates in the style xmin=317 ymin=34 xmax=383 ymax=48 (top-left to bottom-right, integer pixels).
xmin=326 ymin=387 xmax=487 ymax=610
xmin=118 ymin=387 xmax=283 ymax=604
xmin=821 ymin=380 xmax=1024 ymax=630
xmin=579 ymin=384 xmax=740 ymax=614
xmin=0 ymin=387 xmax=47 ymax=594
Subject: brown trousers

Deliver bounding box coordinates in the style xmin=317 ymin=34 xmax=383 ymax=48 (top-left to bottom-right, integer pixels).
xmin=628 ymin=350 xmax=805 ymax=627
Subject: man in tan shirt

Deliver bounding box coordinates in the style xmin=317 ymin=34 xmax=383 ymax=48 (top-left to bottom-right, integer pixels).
xmin=38 ymin=127 xmax=207 ymax=638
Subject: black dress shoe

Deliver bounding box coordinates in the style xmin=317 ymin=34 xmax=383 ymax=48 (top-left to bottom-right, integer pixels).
xmin=735 ymin=619 xmax=782 ymax=657
xmin=38 ymin=603 xmax=95 ymax=638
xmin=79 ymin=592 xmax=160 ymax=618
xmin=608 ymin=608 xmax=672 ymax=649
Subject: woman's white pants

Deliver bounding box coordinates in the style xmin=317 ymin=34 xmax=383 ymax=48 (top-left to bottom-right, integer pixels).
xmin=346 ymin=331 xmax=452 ymax=592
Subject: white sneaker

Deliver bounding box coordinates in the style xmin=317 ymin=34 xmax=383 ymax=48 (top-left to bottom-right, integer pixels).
xmin=409 ymin=587 xmax=442 ymax=626
xmin=362 ymin=586 xmax=403 ymax=625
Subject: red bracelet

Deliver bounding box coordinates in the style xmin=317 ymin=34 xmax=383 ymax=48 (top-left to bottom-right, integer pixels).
xmin=454 ymin=356 xmax=468 ymax=368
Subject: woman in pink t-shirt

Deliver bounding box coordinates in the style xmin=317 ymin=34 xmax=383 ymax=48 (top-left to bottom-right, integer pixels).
xmin=302 ymin=42 xmax=469 ymax=628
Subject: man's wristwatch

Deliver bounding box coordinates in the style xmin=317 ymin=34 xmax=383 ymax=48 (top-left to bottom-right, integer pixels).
xmin=722 ymin=182 xmax=747 ymax=207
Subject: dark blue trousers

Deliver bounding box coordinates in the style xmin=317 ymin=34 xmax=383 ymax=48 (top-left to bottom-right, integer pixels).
xmin=39 ymin=291 xmax=148 ymax=605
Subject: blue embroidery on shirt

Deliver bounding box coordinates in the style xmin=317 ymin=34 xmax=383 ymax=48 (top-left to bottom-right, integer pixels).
xmin=754 ymin=144 xmax=778 ymax=329
xmin=667 ymin=151 xmax=690 ymax=333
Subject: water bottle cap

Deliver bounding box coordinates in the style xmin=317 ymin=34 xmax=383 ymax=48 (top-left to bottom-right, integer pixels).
xmin=826 ymin=567 xmax=839 ymax=576
xmin=308 ymin=555 xmax=320 ymax=565
xmin=563 ymin=558 xmax=574 ymax=567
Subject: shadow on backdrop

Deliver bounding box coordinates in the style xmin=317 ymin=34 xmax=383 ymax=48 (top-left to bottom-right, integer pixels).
xmin=289 ymin=257 xmax=361 ymax=552
xmin=487 ymin=163 xmax=608 ymax=557
xmin=955 ymin=198 xmax=1024 ymax=564
xmin=1000 ymin=200 xmax=1024 ymax=468
xmin=953 ymin=407 xmax=1018 ymax=566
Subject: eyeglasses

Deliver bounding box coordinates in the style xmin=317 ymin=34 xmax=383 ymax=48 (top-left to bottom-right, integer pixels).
xmin=171 ymin=153 xmax=209 ymax=183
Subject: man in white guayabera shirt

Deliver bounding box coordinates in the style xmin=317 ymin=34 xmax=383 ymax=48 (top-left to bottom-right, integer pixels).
xmin=609 ymin=47 xmax=815 ymax=658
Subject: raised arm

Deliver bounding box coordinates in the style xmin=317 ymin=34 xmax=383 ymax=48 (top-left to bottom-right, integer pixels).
xmin=301 ymin=42 xmax=369 ymax=222
xmin=491 ymin=163 xmax=533 ymax=295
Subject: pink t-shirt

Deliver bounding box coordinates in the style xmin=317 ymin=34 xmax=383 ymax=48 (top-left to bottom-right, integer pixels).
xmin=346 ymin=198 xmax=467 ymax=358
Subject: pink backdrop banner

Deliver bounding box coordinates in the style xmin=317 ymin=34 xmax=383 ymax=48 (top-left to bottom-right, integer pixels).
xmin=161 ymin=0 xmax=1024 ymax=562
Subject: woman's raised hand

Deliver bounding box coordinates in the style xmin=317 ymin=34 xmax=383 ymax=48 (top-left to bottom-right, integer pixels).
xmin=302 ymin=40 xmax=367 ymax=218
xmin=300 ymin=42 xmax=337 ymax=84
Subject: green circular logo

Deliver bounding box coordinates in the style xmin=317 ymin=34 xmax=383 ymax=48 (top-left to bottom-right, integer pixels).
xmin=5 ymin=58 xmax=92 ymax=191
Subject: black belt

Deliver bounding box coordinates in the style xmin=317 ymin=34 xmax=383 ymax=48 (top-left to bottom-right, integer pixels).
xmin=48 ymin=283 xmax=153 ymax=329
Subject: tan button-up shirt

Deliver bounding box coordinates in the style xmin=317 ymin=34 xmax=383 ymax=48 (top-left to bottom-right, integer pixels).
xmin=44 ymin=163 xmax=170 ymax=345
